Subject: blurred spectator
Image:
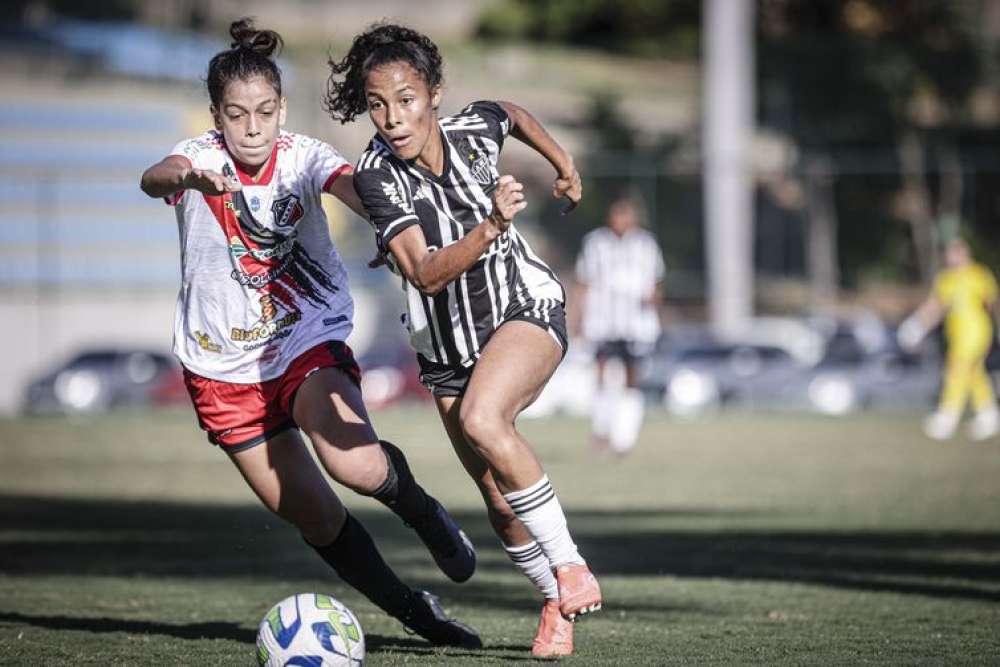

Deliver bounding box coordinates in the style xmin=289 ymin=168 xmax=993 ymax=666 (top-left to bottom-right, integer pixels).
xmin=898 ymin=237 xmax=999 ymax=440
xmin=574 ymin=194 xmax=665 ymax=455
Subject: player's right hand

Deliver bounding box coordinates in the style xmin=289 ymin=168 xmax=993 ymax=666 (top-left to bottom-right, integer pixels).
xmin=182 ymin=167 xmax=242 ymax=194
xmin=554 ymin=161 xmax=582 ymax=215
xmin=897 ymin=315 xmax=926 ymax=352
xmin=487 ymin=175 xmax=526 ymax=234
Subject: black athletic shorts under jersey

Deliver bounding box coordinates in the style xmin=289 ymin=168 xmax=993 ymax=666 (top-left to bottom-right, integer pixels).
xmin=417 ymin=300 xmax=569 ymax=397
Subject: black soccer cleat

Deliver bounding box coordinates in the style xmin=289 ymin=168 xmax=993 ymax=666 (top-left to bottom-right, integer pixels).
xmin=409 ymin=496 xmax=476 ymax=583
xmin=402 ymin=590 xmax=483 ymax=649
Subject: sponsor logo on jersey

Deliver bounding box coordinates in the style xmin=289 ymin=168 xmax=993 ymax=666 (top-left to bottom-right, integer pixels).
xmin=229 ymin=237 xmax=248 ymax=260
xmin=230 ymin=294 xmax=301 ymax=345
xmin=271 ymin=193 xmax=304 ymax=228
xmin=250 ymin=196 xmax=261 ymax=212
xmin=381 ymin=181 xmax=411 ymax=211
xmin=323 ymin=314 xmax=348 ymax=327
xmin=230 ymin=254 xmax=293 ymax=288
xmin=193 ymin=330 xmax=222 ymax=353
xmin=412 ymin=184 xmax=430 ymax=201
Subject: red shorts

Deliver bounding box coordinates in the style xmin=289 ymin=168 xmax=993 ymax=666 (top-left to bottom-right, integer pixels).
xmin=183 ymin=340 xmax=361 ymax=452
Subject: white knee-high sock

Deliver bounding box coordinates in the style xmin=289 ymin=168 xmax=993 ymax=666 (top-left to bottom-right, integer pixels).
xmin=503 ymin=475 xmax=584 ymax=567
xmin=591 ymin=387 xmax=615 ymax=440
xmin=610 ymin=388 xmax=645 ymax=454
xmin=504 ymin=541 xmax=559 ymax=600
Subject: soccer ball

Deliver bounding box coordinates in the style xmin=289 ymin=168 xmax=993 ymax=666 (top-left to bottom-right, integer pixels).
xmin=256 ymin=593 xmax=365 ymax=666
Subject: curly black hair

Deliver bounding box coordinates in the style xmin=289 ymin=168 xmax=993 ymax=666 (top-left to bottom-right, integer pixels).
xmin=206 ymin=18 xmax=284 ymax=107
xmin=324 ymin=23 xmax=443 ymax=124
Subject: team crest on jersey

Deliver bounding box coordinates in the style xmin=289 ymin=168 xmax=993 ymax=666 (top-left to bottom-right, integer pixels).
xmin=271 ymin=194 xmax=304 ymax=228
xmin=250 ymin=196 xmax=261 ymax=212
xmin=467 ymin=149 xmax=496 ymax=188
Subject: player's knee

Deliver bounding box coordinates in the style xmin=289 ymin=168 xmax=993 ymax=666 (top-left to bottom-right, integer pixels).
xmin=459 ymin=402 xmax=505 ymax=449
xmin=324 ymin=446 xmax=388 ymax=497
xmin=339 ymin=459 xmax=387 ymax=496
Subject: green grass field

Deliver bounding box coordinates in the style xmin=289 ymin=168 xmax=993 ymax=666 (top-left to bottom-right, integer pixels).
xmin=1 ymin=406 xmax=999 ymax=665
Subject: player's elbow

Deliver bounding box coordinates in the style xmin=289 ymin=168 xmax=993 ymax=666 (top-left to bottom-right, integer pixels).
xmin=139 ymin=170 xmax=157 ymax=198
xmin=412 ymin=273 xmax=446 ymax=297
xmin=408 ymin=259 xmax=449 ymax=296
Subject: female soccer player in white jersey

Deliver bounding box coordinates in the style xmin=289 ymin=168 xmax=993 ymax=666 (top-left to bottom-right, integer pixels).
xmin=576 ymin=195 xmax=665 ymax=456
xmin=139 ymin=19 xmax=481 ymax=648
xmin=325 ymin=23 xmax=602 ymax=657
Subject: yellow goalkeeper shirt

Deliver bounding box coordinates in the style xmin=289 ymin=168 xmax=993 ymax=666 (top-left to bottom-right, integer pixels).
xmin=933 ymin=262 xmax=998 ymax=344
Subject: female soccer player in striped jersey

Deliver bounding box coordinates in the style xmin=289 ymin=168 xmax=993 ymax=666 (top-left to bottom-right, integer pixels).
xmin=575 ymin=194 xmax=665 ymax=456
xmin=326 ymin=23 xmax=602 ymax=657
xmin=139 ymin=18 xmax=480 ymax=648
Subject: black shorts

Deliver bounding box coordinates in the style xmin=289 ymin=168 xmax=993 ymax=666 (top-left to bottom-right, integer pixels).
xmin=418 ymin=301 xmax=568 ymax=398
xmin=594 ymin=339 xmax=655 ymax=365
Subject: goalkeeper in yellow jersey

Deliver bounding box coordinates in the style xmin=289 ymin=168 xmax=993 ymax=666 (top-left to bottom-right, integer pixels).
xmin=898 ymin=238 xmax=999 ymax=440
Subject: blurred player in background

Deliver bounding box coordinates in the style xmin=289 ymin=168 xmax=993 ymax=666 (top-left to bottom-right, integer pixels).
xmin=575 ymin=194 xmax=665 ymax=455
xmin=139 ymin=18 xmax=481 ymax=648
xmin=898 ymin=237 xmax=999 ymax=441
xmin=326 ymin=22 xmax=601 ymax=657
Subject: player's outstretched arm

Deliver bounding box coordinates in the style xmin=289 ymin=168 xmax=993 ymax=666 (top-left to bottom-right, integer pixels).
xmin=498 ymin=101 xmax=581 ymax=214
xmin=140 ymin=155 xmax=241 ymax=199
xmin=898 ymin=294 xmax=944 ymax=351
xmin=388 ymin=175 xmax=524 ymax=295
xmin=326 ymin=172 xmax=369 ymax=219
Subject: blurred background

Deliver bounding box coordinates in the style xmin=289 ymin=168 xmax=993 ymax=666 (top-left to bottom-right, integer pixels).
xmin=2 ymin=0 xmax=1000 ymax=419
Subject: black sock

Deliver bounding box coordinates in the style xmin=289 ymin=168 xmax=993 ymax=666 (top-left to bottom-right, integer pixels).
xmin=370 ymin=440 xmax=434 ymax=526
xmin=307 ymin=512 xmax=414 ymax=619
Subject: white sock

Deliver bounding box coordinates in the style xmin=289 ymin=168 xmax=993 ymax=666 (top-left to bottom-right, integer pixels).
xmin=610 ymin=388 xmax=645 ymax=454
xmin=504 ymin=541 xmax=559 ymax=600
xmin=591 ymin=388 xmax=614 ymax=440
xmin=504 ymin=475 xmax=584 ymax=567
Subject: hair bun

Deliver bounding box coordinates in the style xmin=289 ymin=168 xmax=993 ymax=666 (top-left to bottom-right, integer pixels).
xmin=228 ymin=17 xmax=283 ymax=58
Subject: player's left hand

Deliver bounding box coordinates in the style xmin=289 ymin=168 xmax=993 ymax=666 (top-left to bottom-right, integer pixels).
xmin=554 ymin=161 xmax=582 ymax=215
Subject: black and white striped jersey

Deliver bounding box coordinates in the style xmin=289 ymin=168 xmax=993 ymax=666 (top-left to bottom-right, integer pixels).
xmin=354 ymin=101 xmax=565 ymax=368
xmin=575 ymin=226 xmax=665 ymax=344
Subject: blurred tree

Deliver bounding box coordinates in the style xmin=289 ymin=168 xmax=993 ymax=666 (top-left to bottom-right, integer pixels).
xmin=758 ymin=0 xmax=1000 ymax=288
xmin=477 ymin=0 xmax=702 ymax=59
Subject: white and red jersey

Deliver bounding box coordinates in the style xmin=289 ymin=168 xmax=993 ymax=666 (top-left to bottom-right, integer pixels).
xmin=166 ymin=129 xmax=354 ymax=382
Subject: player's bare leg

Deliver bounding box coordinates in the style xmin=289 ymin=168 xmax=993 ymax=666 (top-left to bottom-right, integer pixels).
xmin=460 ymin=320 xmax=602 ymax=621
xmin=293 ymin=367 xmax=385 ymax=493
xmin=230 ymin=428 xmax=347 ymax=544
xmin=437 ymin=395 xmax=572 ymax=654
xmin=295 ymin=367 xmax=476 ymax=582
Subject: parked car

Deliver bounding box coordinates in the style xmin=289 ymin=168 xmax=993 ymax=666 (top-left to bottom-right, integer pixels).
xmin=22 ymin=348 xmax=186 ymax=414
xmin=642 ymin=317 xmax=946 ymax=416
xmin=722 ymin=320 xmax=943 ymax=415
xmin=642 ymin=335 xmax=806 ymax=415
xmin=790 ymin=323 xmax=943 ymax=414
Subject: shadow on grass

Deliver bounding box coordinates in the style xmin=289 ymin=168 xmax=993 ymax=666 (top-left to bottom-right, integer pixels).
xmin=0 ymin=611 xmax=455 ymax=656
xmin=0 ymin=611 xmax=257 ymax=643
xmin=2 ymin=494 xmax=999 ymax=608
